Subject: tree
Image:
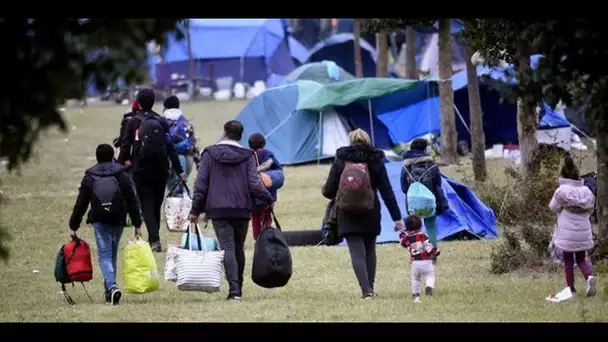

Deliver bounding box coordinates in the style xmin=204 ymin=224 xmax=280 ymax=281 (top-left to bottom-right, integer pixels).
xmin=353 ymin=19 xmax=364 ymax=78
xmin=464 ymin=44 xmax=487 ymax=181
xmin=437 ymin=19 xmax=459 ymax=164
xmin=462 ymin=20 xmax=545 ymax=185
xmin=0 ymin=19 xmax=185 ymax=261
xmin=404 ymin=26 xmax=417 ymax=79
xmin=376 ymin=32 xmax=389 ymax=77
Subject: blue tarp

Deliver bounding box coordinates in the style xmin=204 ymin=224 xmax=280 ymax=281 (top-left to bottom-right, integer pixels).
xmin=305 ymin=33 xmax=377 ymax=78
xmin=288 ymin=36 xmax=309 ymax=65
xmin=156 ymin=19 xmax=295 ymax=86
xmin=373 ymin=162 xmax=498 ymax=244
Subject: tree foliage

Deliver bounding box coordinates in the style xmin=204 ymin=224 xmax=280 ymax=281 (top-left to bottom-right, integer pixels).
xmin=0 ymin=19 xmax=184 ymax=171
xmin=0 ymin=19 xmax=185 ymax=261
xmin=361 ymin=19 xmax=437 ymax=34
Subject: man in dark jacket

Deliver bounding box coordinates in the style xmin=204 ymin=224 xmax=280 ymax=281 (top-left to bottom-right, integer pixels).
xmin=322 ymin=129 xmax=403 ymax=299
xmin=400 ymin=138 xmax=448 ymax=249
xmin=188 ymin=120 xmax=273 ymax=301
xmin=113 ymin=100 xmax=140 ymax=149
xmin=118 ymin=89 xmax=184 ymax=252
xmin=69 ymin=144 xmax=142 ymax=305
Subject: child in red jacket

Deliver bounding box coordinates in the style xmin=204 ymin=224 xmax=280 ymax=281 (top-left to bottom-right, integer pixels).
xmin=399 ymin=215 xmax=440 ymax=303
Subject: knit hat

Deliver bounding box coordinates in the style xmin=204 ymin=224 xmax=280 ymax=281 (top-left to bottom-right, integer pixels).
xmin=163 ymin=95 xmax=180 ymax=109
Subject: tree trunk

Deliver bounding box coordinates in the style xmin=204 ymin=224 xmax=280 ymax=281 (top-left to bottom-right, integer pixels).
xmin=405 ymin=26 xmax=417 ymax=79
xmin=464 ymin=45 xmax=487 ymax=181
xmin=376 ymin=32 xmax=389 ymax=77
xmin=516 ymin=54 xmax=540 ymax=185
xmin=596 ymin=113 xmax=608 ymax=241
xmin=438 ymin=19 xmax=459 ymax=165
xmin=186 ymin=20 xmax=196 ymax=100
xmin=353 ymin=19 xmax=363 ymax=78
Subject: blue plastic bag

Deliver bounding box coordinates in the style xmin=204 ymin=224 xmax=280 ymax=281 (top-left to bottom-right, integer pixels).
xmin=180 ymin=223 xmax=218 ymax=252
xmin=403 ymin=165 xmax=437 ymax=218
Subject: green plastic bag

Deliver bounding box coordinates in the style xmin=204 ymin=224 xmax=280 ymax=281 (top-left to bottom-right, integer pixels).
xmin=123 ymin=238 xmax=160 ymax=294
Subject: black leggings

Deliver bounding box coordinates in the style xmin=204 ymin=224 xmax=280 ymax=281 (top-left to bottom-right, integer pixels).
xmin=345 ymin=234 xmax=377 ymax=295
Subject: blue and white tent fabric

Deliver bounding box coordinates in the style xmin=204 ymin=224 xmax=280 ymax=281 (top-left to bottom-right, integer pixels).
xmin=156 ymin=19 xmax=295 ymax=87
xmin=305 ymin=33 xmax=378 ymax=77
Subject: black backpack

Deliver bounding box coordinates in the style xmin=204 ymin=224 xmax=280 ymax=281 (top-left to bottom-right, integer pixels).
xmin=136 ymin=113 xmax=168 ymax=163
xmin=251 ymin=211 xmax=293 ymax=288
xmin=91 ymin=174 xmax=124 ymax=221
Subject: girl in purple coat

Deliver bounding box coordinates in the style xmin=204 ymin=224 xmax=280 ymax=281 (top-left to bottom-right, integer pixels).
xmin=549 ymin=154 xmax=597 ymax=297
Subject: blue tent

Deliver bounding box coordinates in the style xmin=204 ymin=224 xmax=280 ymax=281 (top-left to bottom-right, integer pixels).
xmin=288 ymin=36 xmax=309 ymax=66
xmin=305 ymin=33 xmax=377 ymax=78
xmin=372 ymin=56 xmax=572 ymax=147
xmin=372 ymin=162 xmax=497 ymax=244
xmin=156 ymin=19 xmax=295 ymax=87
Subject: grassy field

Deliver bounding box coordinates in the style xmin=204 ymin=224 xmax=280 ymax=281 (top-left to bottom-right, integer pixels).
xmin=0 ymin=101 xmax=606 ymax=322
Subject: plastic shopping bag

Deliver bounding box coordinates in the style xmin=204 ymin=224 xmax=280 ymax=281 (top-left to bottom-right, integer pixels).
xmin=123 ymin=238 xmax=160 ymax=294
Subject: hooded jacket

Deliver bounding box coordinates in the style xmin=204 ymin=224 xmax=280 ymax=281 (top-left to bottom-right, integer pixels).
xmin=163 ymin=108 xmax=200 ymax=160
xmin=322 ymin=144 xmax=402 ymax=237
xmin=69 ymin=162 xmax=142 ymax=230
xmin=190 ymin=140 xmax=273 ymax=220
xmin=550 ymin=177 xmax=596 ymax=252
xmin=400 ymin=149 xmax=449 ymax=215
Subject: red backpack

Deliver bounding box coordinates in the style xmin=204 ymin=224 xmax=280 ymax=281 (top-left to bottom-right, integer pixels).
xmin=54 ymin=236 xmax=94 ymax=305
xmin=336 ymin=162 xmax=375 ymax=212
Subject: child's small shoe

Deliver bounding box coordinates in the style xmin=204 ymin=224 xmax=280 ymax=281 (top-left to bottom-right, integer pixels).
xmin=586 ymin=276 xmax=597 ymax=297
xmin=413 ymin=295 xmax=421 ymax=304
xmin=425 ymin=286 xmax=434 ymax=296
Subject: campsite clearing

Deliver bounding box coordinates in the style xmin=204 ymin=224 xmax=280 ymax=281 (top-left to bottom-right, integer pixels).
xmin=0 ymin=101 xmax=606 ymax=322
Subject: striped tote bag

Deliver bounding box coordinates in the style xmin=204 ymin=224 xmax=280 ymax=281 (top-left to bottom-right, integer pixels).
xmin=175 ymin=224 xmax=225 ymax=293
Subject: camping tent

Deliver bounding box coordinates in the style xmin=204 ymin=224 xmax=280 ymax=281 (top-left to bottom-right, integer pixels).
xmin=155 ymin=19 xmax=295 ymax=87
xmin=362 ymin=161 xmax=498 ymax=244
xmin=233 ymin=78 xmax=418 ymax=165
xmin=281 ymin=61 xmax=355 ymax=85
xmin=288 ymin=36 xmax=310 ymax=66
xmin=305 ymin=33 xmax=377 ymax=78
xmin=373 ymin=56 xmax=573 ymax=149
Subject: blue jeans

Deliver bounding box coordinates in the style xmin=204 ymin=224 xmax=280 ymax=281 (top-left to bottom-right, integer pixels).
xmin=93 ymin=223 xmax=124 ymax=294
xmin=167 ymin=155 xmax=193 ymax=197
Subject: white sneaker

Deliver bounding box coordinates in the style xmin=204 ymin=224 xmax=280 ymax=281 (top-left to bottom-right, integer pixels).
xmin=413 ymin=296 xmax=421 ymax=304
xmin=546 ymin=286 xmax=574 ymax=303
xmin=586 ymin=276 xmax=597 ymax=297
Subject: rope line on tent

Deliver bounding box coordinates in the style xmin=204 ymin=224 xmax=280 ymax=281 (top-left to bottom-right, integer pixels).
xmin=265 ymin=111 xmax=297 ymax=139
xmin=453 ymin=104 xmax=471 ymax=135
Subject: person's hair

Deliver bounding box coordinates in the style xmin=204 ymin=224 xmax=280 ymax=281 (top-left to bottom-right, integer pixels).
xmin=405 ymin=215 xmax=422 ymax=232
xmin=163 ymin=95 xmax=180 ymax=110
xmin=248 ymin=133 xmax=266 ymax=150
xmin=96 ymin=144 xmax=115 ymax=163
xmin=410 ymin=138 xmax=428 ymax=152
xmin=348 ymin=128 xmax=371 ymax=146
xmin=560 ymin=153 xmax=580 ymax=180
xmin=136 ymin=89 xmax=155 ymax=110
xmin=224 ymin=120 xmax=244 ymax=141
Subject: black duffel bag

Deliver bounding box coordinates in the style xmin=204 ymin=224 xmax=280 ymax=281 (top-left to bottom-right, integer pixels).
xmin=251 ymin=210 xmax=293 ymax=288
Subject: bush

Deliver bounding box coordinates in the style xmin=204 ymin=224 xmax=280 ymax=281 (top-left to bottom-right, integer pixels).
xmin=490 ymin=226 xmax=554 ymax=275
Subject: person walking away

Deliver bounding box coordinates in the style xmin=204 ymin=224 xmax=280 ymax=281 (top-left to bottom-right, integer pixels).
xmin=118 ymin=89 xmax=184 ymax=252
xmin=163 ymin=95 xmax=201 ymax=197
xmin=398 ymin=215 xmax=440 ymax=303
xmin=549 ymin=153 xmax=597 ymax=298
xmin=188 ymin=120 xmax=273 ymax=301
xmin=113 ymin=100 xmax=140 ymax=150
xmin=69 ymin=144 xmax=142 ymax=305
xmin=248 ymin=133 xmax=283 ymax=240
xmin=400 ymin=138 xmax=448 ymax=253
xmin=322 ymin=129 xmax=404 ymax=299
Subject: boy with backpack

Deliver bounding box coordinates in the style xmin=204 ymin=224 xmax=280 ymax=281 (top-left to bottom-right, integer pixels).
xmin=162 ymin=95 xmax=200 ymax=197
xmin=398 ymin=215 xmax=440 ymax=303
xmin=400 ymin=138 xmax=448 ymax=252
xmin=118 ymin=89 xmax=184 ymax=252
xmin=69 ymin=143 xmax=142 ymax=305
xmin=248 ymin=133 xmax=284 ymax=240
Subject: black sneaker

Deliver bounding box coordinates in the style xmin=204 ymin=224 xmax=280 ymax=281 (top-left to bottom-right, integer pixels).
xmin=226 ymin=294 xmax=241 ymax=301
xmin=150 ymin=242 xmax=163 ymax=253
xmin=110 ymin=288 xmax=122 ymax=305
xmin=425 ymin=286 xmax=434 ymax=296
xmin=361 ymin=293 xmax=374 ymax=300
xmin=105 ymin=293 xmax=111 ymax=304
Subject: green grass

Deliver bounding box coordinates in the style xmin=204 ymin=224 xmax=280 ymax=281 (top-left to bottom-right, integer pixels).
xmin=0 ymin=101 xmax=606 ymax=322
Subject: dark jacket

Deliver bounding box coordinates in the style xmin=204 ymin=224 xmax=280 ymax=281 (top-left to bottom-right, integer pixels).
xmin=69 ymin=162 xmax=142 ymax=231
xmin=190 ymin=140 xmax=273 ymax=220
xmin=117 ymin=110 xmax=183 ymax=181
xmin=113 ymin=111 xmax=135 ymax=148
xmin=400 ymin=150 xmax=449 ymax=215
xmin=322 ymin=144 xmax=402 ymax=237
